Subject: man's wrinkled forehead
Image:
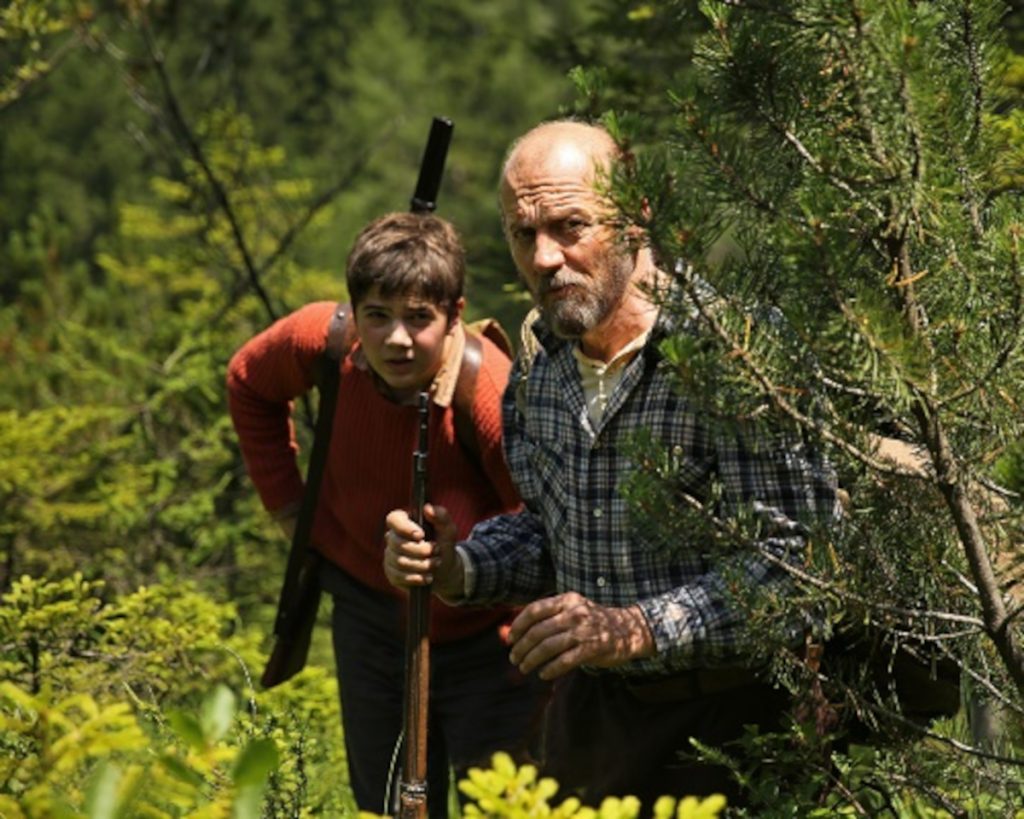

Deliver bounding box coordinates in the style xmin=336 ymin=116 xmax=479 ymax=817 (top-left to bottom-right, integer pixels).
xmin=501 ymin=145 xmax=613 ymax=221
xmin=501 ymin=183 xmax=605 ymax=229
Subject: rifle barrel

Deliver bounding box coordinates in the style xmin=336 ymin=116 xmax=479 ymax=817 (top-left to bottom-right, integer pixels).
xmin=410 ymin=117 xmax=454 ymax=213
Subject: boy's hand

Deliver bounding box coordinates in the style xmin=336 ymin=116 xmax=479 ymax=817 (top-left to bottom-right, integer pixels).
xmin=383 ymin=504 xmax=465 ymax=602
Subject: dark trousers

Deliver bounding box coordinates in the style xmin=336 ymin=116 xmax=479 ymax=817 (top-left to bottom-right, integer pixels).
xmin=540 ymin=669 xmax=790 ymax=812
xmin=324 ymin=566 xmax=548 ymax=819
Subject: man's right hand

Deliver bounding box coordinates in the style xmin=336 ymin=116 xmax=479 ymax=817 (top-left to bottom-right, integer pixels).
xmin=383 ymin=504 xmax=465 ymax=602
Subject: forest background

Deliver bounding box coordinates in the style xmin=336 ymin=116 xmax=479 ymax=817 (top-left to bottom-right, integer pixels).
xmin=2 ymin=0 xmax=1024 ymax=817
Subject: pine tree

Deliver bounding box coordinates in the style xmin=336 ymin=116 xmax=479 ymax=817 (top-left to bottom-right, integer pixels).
xmin=602 ymin=0 xmax=1023 ymax=811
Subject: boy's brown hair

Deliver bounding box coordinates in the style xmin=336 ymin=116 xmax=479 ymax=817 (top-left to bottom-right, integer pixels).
xmin=345 ymin=212 xmax=465 ymax=318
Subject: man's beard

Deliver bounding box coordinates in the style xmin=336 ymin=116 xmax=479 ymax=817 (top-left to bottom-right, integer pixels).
xmin=536 ymin=252 xmax=634 ymax=340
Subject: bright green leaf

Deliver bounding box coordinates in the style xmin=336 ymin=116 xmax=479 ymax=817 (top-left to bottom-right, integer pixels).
xmin=231 ymin=738 xmax=279 ymax=787
xmin=199 ymin=684 xmax=236 ymax=744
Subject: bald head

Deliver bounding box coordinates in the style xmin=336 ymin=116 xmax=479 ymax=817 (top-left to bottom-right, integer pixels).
xmin=501 ymin=121 xmax=619 ymax=194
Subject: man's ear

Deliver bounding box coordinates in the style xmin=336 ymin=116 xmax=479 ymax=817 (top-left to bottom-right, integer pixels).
xmin=449 ymin=296 xmax=466 ymax=328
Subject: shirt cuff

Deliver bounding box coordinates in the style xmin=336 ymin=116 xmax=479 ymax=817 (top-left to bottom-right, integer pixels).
xmin=637 ymin=589 xmax=705 ymax=664
xmin=455 ymin=544 xmax=476 ymax=599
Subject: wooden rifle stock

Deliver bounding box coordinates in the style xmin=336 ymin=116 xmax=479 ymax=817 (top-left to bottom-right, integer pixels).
xmin=399 ymin=393 xmax=432 ymax=818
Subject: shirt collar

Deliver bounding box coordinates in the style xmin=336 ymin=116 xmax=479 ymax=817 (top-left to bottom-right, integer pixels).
xmin=571 ymin=326 xmax=652 ymax=373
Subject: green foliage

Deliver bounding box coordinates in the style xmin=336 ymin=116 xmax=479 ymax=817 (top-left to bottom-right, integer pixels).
xmin=0 ymin=0 xmax=76 ymax=110
xmin=0 ymin=682 xmax=280 ymax=818
xmin=0 ymin=108 xmax=310 ymax=600
xmin=681 ymin=722 xmax=1024 ymax=818
xmin=0 ymin=574 xmax=350 ymax=816
xmin=452 ymin=752 xmax=726 ymax=819
xmin=0 ymin=573 xmax=261 ymax=705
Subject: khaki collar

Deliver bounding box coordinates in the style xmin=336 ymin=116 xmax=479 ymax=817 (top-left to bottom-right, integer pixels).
xmin=430 ymin=321 xmax=465 ymax=408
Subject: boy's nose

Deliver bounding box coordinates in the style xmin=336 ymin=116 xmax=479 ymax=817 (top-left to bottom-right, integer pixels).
xmin=386 ymin=321 xmax=413 ymax=346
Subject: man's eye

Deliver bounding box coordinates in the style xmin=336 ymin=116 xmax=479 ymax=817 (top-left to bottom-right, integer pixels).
xmin=512 ymin=226 xmax=535 ymax=243
xmin=563 ymin=218 xmax=590 ymax=234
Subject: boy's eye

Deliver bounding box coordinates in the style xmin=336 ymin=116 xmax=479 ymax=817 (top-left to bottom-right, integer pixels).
xmin=360 ymin=308 xmax=393 ymax=325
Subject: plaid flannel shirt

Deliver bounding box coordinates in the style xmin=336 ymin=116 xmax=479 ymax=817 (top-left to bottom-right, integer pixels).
xmin=462 ymin=313 xmax=840 ymax=677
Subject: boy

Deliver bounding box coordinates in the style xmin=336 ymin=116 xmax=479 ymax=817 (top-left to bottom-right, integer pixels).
xmin=227 ymin=212 xmax=542 ymax=817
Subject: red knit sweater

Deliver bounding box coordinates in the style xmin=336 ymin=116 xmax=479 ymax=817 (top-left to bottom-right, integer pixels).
xmin=227 ymin=301 xmax=522 ymax=643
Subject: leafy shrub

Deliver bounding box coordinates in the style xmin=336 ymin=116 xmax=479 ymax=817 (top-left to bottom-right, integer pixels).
xmin=457 ymin=751 xmax=726 ymax=819
xmin=0 ymin=574 xmax=352 ymax=816
xmin=0 ymin=682 xmax=276 ymax=818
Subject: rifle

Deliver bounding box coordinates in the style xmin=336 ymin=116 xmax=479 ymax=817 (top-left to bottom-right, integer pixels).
xmin=260 ymin=116 xmax=454 ymax=690
xmin=396 ymin=115 xmax=454 ymax=819
xmin=398 ymin=392 xmax=432 ymax=818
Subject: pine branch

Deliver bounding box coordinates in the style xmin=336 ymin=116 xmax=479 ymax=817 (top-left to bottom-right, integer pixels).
xmin=754 ymin=103 xmax=886 ymax=223
xmin=670 ymin=475 xmax=986 ymax=633
xmin=938 ymin=226 xmax=1024 ymax=410
xmin=212 ymin=125 xmax=395 ymax=323
xmin=910 ymin=395 xmax=1024 ymax=695
xmin=959 ymin=0 xmax=986 ymax=149
xmin=676 ymin=264 xmax=929 ymax=479
xmin=0 ymin=20 xmax=84 ymax=114
xmin=841 ymin=0 xmax=897 ymax=173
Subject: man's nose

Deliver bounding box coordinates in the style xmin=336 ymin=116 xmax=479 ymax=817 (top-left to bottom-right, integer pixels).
xmin=533 ymin=230 xmax=565 ymax=273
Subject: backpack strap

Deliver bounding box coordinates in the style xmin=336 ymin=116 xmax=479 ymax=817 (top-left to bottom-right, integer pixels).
xmin=311 ymin=302 xmax=357 ymax=389
xmin=452 ymin=331 xmax=483 ymax=466
xmin=452 ymin=318 xmax=519 ymax=469
xmin=326 ymin=302 xmax=358 ymax=362
xmin=465 ymin=316 xmax=514 ymax=359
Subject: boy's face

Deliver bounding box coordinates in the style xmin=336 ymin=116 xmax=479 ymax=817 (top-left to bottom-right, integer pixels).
xmin=353 ymin=285 xmax=461 ymax=404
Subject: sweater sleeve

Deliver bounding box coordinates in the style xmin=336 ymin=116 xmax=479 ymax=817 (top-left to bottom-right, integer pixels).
xmin=225 ymin=301 xmax=338 ymax=513
xmin=469 ymin=337 xmax=523 ymax=512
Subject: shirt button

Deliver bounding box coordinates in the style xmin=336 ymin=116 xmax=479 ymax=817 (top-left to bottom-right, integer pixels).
xmin=593 ymin=508 xmax=603 ymax=518
xmin=596 ymin=576 xmax=607 ymax=588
